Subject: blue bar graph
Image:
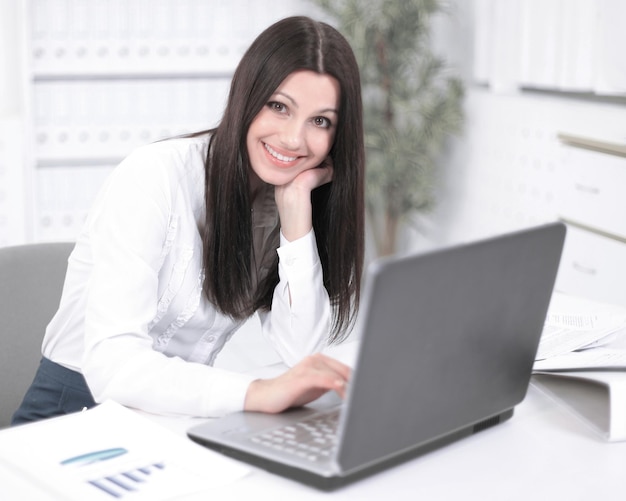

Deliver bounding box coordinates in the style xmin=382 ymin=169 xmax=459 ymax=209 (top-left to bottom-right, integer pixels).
xmin=60 ymin=449 xmax=167 ymax=499
xmin=87 ymin=462 xmax=166 ymax=499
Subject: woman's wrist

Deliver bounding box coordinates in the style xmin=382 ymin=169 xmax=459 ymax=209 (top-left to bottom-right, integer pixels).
xmin=244 ymin=379 xmax=272 ymax=413
xmin=275 ymin=185 xmax=313 ymax=242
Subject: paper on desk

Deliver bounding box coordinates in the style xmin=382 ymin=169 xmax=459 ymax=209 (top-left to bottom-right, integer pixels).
xmin=0 ymin=401 xmax=250 ymax=501
xmin=533 ymin=347 xmax=626 ymax=371
xmin=535 ymin=293 xmax=626 ymax=360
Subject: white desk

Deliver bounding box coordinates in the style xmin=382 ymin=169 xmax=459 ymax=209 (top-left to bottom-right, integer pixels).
xmin=3 ymin=331 xmax=626 ymax=501
xmin=1 ymin=383 xmax=626 ymax=500
xmin=134 ymin=383 xmax=624 ymax=501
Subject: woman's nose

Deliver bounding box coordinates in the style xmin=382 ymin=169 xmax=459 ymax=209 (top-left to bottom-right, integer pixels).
xmin=279 ymin=120 xmax=304 ymax=150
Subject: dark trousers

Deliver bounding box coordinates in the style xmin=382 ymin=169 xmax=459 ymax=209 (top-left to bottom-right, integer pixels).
xmin=11 ymin=357 xmax=97 ymax=426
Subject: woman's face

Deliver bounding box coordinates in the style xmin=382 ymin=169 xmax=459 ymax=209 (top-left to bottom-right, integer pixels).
xmin=246 ymin=70 xmax=340 ymax=188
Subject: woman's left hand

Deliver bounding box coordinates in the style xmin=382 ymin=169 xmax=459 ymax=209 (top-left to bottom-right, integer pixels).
xmin=288 ymin=156 xmax=334 ymax=192
xmin=274 ymin=158 xmax=333 ymax=241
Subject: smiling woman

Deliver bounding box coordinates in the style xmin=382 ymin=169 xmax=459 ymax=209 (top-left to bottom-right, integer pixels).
xmin=12 ymin=16 xmax=365 ymax=425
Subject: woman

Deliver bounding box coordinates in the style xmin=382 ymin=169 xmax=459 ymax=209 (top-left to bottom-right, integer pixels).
xmin=12 ymin=16 xmax=364 ymax=424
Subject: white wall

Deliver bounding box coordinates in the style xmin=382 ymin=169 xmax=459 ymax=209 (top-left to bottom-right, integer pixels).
xmin=0 ymin=0 xmax=24 ymax=116
xmin=0 ymin=0 xmax=27 ymax=245
xmin=425 ymin=0 xmax=626 ymax=306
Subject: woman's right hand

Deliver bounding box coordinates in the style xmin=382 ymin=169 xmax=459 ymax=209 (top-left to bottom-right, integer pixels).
xmin=243 ymin=353 xmax=350 ymax=414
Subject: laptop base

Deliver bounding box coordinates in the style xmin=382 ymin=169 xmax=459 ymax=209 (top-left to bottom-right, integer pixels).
xmin=188 ymin=408 xmax=513 ymax=491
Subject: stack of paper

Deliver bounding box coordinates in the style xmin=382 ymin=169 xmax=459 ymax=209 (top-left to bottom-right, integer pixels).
xmin=533 ymin=292 xmax=626 ymax=441
xmin=535 ymin=292 xmax=626 ymax=367
xmin=0 ymin=401 xmax=250 ymax=500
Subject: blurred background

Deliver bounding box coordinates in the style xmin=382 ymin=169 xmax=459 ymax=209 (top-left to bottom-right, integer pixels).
xmin=0 ymin=0 xmax=625 ymax=308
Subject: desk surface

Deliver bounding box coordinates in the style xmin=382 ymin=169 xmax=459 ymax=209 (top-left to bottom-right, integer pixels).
xmin=1 ymin=384 xmax=626 ymax=500
xmin=145 ymin=383 xmax=626 ymax=501
xmin=3 ymin=330 xmax=626 ymax=501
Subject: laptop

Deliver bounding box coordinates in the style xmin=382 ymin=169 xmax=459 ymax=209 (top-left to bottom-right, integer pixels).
xmin=188 ymin=222 xmax=566 ymax=490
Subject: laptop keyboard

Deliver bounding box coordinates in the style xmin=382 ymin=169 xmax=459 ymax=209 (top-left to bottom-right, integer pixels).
xmin=249 ymin=408 xmax=340 ymax=462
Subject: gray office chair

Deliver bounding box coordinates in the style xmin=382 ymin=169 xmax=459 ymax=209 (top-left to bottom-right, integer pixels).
xmin=0 ymin=241 xmax=74 ymax=428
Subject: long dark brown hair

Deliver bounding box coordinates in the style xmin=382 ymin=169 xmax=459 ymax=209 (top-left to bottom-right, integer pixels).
xmin=203 ymin=16 xmax=364 ymax=343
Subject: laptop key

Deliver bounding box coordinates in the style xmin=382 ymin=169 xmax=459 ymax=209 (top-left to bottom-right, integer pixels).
xmin=248 ymin=409 xmax=341 ymax=462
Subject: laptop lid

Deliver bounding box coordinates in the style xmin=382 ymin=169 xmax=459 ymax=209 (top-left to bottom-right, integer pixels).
xmin=188 ymin=222 xmax=566 ymax=489
xmin=336 ymin=221 xmax=566 ymax=471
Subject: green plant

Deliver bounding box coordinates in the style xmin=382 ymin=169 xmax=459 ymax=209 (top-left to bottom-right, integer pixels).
xmin=312 ymin=0 xmax=464 ymax=255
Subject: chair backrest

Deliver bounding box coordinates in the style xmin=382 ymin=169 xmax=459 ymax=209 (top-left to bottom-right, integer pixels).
xmin=0 ymin=242 xmax=74 ymax=428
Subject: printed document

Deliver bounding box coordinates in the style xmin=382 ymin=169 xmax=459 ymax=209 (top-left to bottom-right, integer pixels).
xmin=0 ymin=401 xmax=250 ymax=501
xmin=536 ymin=292 xmax=626 ymax=360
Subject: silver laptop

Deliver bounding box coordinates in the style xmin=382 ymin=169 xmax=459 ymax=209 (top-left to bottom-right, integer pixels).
xmin=188 ymin=222 xmax=566 ymax=490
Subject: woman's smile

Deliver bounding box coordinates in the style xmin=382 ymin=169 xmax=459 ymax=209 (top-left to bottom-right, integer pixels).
xmin=263 ymin=142 xmax=300 ymax=166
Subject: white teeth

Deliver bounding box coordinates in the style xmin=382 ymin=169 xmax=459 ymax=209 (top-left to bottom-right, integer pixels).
xmin=264 ymin=143 xmax=297 ymax=162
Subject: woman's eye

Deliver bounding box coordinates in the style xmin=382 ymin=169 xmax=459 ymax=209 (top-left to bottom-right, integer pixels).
xmin=268 ymin=101 xmax=287 ymax=113
xmin=313 ymin=116 xmax=331 ymax=129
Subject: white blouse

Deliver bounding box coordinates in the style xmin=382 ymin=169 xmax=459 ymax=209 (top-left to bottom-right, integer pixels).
xmin=42 ymin=134 xmax=331 ymax=417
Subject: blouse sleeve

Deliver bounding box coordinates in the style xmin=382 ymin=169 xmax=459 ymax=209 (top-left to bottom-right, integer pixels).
xmin=258 ymin=229 xmax=331 ymax=367
xmin=80 ymin=146 xmax=255 ymax=417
